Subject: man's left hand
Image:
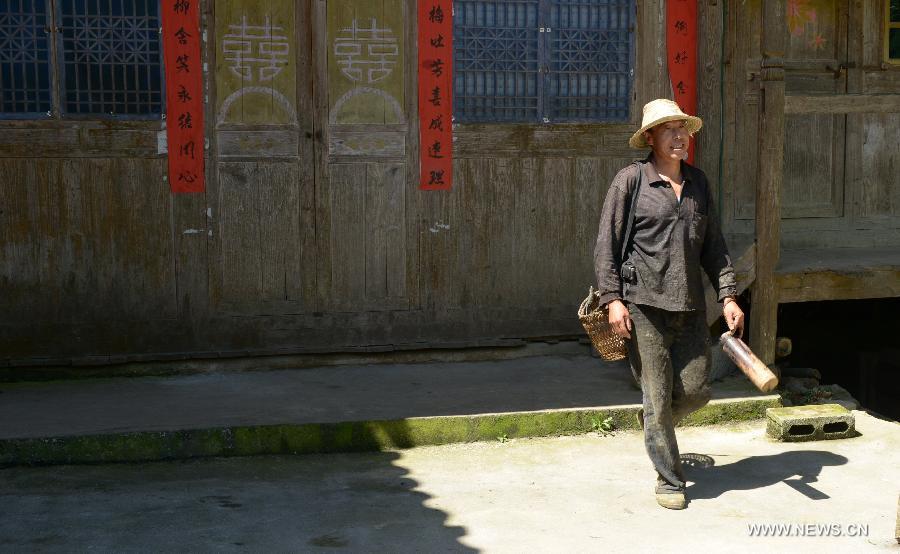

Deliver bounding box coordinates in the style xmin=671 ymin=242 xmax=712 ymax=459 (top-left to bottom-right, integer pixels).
xmin=723 ymin=298 xmax=744 ymax=338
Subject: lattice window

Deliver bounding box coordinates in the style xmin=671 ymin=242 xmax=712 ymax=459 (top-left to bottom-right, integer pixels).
xmin=453 ymin=0 xmax=540 ymax=123
xmin=0 ymin=0 xmax=53 ymax=116
xmin=58 ymin=0 xmax=163 ymax=116
xmin=0 ymin=0 xmax=164 ymax=119
xmin=547 ymin=0 xmax=632 ymax=121
xmin=453 ymin=0 xmax=634 ymax=123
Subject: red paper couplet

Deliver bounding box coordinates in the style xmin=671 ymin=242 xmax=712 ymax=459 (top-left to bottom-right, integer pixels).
xmin=162 ymin=0 xmax=205 ymax=193
xmin=418 ymin=0 xmax=453 ymax=190
xmin=666 ymin=0 xmax=698 ymax=164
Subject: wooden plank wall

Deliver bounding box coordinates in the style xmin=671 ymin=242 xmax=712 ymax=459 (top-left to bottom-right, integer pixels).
xmin=0 ymin=100 xmax=181 ymax=362
xmin=2 ymin=0 xmax=900 ymax=365
xmin=0 ymin=158 xmax=175 ymax=325
xmin=857 ymin=0 xmax=900 ymax=227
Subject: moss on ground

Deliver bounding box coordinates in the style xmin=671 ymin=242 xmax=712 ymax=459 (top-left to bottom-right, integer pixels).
xmin=0 ymin=396 xmax=781 ymax=467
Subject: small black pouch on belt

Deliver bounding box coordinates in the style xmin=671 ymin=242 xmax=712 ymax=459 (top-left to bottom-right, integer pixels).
xmin=620 ymin=261 xmax=637 ymax=284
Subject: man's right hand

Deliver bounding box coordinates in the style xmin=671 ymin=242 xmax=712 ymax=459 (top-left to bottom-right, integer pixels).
xmin=607 ymin=299 xmax=632 ymax=339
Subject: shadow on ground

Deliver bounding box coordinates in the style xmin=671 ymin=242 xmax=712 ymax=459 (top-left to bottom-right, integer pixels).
xmin=682 ymin=450 xmax=849 ymax=501
xmin=0 ymin=421 xmax=475 ymax=552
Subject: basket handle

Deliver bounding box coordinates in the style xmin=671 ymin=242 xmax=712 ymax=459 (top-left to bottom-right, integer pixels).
xmin=579 ymin=286 xmax=602 ymax=316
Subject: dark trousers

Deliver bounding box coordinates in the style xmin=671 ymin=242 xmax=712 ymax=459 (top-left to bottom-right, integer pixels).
xmin=627 ymin=303 xmax=712 ymax=489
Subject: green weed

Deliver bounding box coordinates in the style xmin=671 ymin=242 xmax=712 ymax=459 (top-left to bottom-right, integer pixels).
xmin=591 ymin=415 xmax=615 ymax=435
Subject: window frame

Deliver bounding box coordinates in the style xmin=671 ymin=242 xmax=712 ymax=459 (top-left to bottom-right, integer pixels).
xmin=0 ymin=0 xmax=54 ymax=119
xmin=886 ymin=0 xmax=900 ymax=64
xmin=451 ymin=0 xmax=636 ymax=125
xmin=0 ymin=0 xmax=166 ymax=121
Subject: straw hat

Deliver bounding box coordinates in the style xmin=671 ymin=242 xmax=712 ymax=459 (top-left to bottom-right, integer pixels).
xmin=629 ymin=99 xmax=702 ymax=149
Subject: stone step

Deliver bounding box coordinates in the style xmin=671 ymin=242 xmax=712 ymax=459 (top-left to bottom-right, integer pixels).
xmin=765 ymin=404 xmax=856 ymax=442
xmin=0 ymin=396 xmax=781 ymax=467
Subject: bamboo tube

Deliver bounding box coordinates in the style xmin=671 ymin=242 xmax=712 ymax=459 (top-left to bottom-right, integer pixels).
xmin=719 ymin=331 xmax=780 ymax=393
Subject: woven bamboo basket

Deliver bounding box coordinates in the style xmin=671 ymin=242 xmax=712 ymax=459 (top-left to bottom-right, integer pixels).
xmin=578 ymin=287 xmax=628 ymax=362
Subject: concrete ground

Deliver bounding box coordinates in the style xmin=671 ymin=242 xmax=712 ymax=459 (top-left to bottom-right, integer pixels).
xmin=0 ymin=351 xmax=780 ymax=465
xmin=0 ymin=353 xmax=640 ymax=439
xmin=0 ymin=350 xmax=763 ymax=440
xmin=1 ymin=412 xmax=896 ymax=553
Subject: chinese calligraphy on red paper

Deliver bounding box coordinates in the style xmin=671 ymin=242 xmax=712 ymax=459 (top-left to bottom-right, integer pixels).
xmin=163 ymin=0 xmax=205 ymax=193
xmin=666 ymin=0 xmax=697 ymax=164
xmin=418 ymin=0 xmax=452 ymax=190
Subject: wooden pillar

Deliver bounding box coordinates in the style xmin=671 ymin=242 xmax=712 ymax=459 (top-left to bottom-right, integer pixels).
xmin=751 ymin=0 xmax=786 ymax=364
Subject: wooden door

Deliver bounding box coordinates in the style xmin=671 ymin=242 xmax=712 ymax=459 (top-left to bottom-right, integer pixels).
xmin=208 ymin=0 xmax=317 ymax=315
xmin=781 ymin=1 xmax=848 ymax=219
xmin=732 ymin=1 xmax=849 ymax=224
xmin=315 ymin=0 xmax=417 ymax=313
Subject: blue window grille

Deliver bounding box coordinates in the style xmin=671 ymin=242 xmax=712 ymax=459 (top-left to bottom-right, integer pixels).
xmin=58 ymin=0 xmax=163 ymax=117
xmin=0 ymin=0 xmax=164 ymax=119
xmin=0 ymin=0 xmax=53 ymax=117
xmin=453 ymin=0 xmax=634 ymax=123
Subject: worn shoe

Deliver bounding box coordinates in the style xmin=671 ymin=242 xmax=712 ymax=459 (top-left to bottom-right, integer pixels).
xmin=655 ymin=490 xmax=687 ymax=510
xmin=655 ymin=477 xmax=687 ymax=510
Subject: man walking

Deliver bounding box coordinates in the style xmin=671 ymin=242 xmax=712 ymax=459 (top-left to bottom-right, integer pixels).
xmin=594 ymin=99 xmax=745 ymax=509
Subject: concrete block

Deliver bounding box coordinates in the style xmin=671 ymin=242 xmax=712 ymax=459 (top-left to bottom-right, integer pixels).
xmin=766 ymin=404 xmax=855 ymax=442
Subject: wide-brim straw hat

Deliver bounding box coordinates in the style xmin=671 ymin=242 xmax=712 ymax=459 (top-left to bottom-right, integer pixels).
xmin=629 ymin=99 xmax=702 ymax=149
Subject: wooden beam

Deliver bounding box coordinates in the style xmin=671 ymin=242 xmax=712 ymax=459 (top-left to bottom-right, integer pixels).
xmin=777 ymin=268 xmax=900 ymax=303
xmin=785 ymin=93 xmax=900 ymax=114
xmin=452 ymin=123 xmax=635 ymax=159
xmin=750 ymin=0 xmax=786 ymax=365
xmin=775 ymin=247 xmax=900 ymax=303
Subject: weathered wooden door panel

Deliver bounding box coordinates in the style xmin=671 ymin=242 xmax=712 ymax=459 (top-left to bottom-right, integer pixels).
xmin=211 ymin=162 xmax=312 ymax=313
xmin=782 ymin=112 xmax=845 ymax=218
xmin=781 ymin=2 xmax=849 ymax=219
xmin=325 ymin=0 xmax=405 ymax=126
xmin=364 ymin=163 xmax=409 ymax=302
xmin=208 ymin=0 xmax=317 ymax=316
xmin=782 ymin=1 xmax=848 ymax=219
xmin=315 ymin=0 xmax=414 ymax=315
xmin=214 ymin=0 xmax=298 ymax=127
xmin=859 ymin=113 xmax=900 ymax=219
xmin=322 ymin=163 xmax=409 ymax=312
xmin=0 ymin=158 xmax=176 ymax=324
xmin=734 ymin=0 xmax=848 ymax=222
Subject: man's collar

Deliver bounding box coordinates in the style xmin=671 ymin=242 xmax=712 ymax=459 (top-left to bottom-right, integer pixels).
xmin=641 ymin=154 xmax=694 ymax=186
xmin=641 ymin=154 xmax=662 ymax=185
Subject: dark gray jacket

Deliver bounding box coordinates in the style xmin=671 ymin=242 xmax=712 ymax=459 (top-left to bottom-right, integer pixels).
xmin=593 ymin=156 xmax=737 ymax=311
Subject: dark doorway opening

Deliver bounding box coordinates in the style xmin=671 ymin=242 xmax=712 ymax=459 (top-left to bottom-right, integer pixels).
xmin=777 ymin=298 xmax=900 ymax=421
